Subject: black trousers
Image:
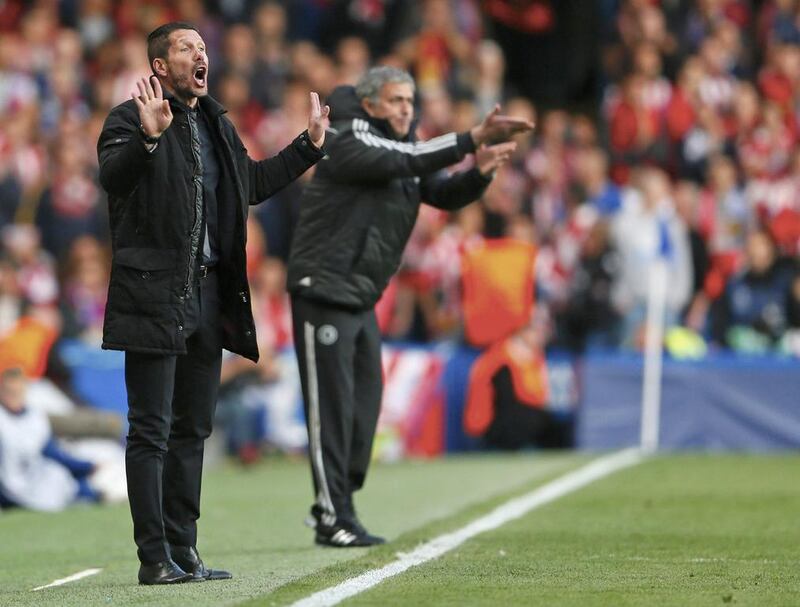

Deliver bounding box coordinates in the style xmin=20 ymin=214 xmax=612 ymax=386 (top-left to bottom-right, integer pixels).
xmin=291 ymin=295 xmax=383 ymax=524
xmin=124 ymin=271 xmax=222 ymax=564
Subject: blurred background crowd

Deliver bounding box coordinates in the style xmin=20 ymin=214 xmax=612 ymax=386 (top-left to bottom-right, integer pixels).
xmin=2 ymin=0 xmax=800 ymax=361
xmin=0 ymin=0 xmax=799 ymax=476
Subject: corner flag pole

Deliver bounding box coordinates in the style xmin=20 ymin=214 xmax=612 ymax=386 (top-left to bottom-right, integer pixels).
xmin=640 ymin=218 xmax=671 ymax=453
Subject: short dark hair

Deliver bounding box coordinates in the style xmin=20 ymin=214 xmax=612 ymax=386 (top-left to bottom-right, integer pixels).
xmin=147 ymin=22 xmax=199 ymax=70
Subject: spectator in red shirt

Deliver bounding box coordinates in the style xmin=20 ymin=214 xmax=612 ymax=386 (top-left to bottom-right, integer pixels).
xmin=609 ymin=73 xmax=666 ymax=183
xmin=739 ymin=100 xmax=796 ymax=180
xmin=758 ymin=42 xmax=800 ymax=110
xmin=666 ymin=57 xmax=703 ymax=144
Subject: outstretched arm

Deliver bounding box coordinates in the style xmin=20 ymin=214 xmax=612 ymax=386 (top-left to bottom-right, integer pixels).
xmin=247 ymin=91 xmax=328 ymax=203
xmin=423 ymin=141 xmax=517 ymax=211
xmin=328 ymin=123 xmax=476 ymax=183
xmin=329 ymin=105 xmax=531 ymax=184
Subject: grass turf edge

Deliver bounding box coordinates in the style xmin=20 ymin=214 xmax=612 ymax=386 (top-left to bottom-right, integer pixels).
xmin=239 ymin=453 xmax=604 ymax=607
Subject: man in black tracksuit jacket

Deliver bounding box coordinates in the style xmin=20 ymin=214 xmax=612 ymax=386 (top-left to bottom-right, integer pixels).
xmin=97 ymin=22 xmax=328 ymax=584
xmin=287 ymin=66 xmax=531 ymax=546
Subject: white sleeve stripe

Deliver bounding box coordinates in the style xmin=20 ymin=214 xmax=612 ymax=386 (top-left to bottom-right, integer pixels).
xmin=355 ymin=130 xmax=445 ymax=155
xmin=361 ymin=132 xmax=396 ymax=151
xmin=353 ymin=129 xmax=457 ymax=157
xmin=412 ymin=134 xmax=458 ymax=154
xmin=350 ymin=118 xmax=458 ymax=153
xmin=397 ymin=131 xmax=454 ymax=154
xmin=417 ymin=132 xmax=458 ymax=151
xmin=353 ymin=118 xmax=370 ymax=132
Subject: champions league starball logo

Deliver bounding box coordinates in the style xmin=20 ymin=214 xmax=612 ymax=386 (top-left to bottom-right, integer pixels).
xmin=317 ymin=325 xmax=338 ymax=345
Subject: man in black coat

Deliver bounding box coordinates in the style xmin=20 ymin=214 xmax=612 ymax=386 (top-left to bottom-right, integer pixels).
xmin=97 ymin=22 xmax=329 ymax=584
xmin=288 ymin=66 xmax=532 ymax=547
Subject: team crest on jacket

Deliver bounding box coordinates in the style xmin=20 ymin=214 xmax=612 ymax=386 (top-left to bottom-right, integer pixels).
xmin=317 ymin=325 xmax=338 ymax=345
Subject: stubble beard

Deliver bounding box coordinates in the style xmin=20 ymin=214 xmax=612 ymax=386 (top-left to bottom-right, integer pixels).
xmin=390 ymin=118 xmax=412 ymax=139
xmin=168 ymin=69 xmax=207 ymax=106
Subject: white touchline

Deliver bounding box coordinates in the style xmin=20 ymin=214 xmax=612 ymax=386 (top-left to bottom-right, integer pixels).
xmin=291 ymin=448 xmax=644 ymax=607
xmin=31 ymin=568 xmax=103 ymax=592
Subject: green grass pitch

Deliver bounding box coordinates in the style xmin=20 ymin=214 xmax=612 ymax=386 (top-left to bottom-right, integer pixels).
xmin=1 ymin=452 xmax=797 ymax=606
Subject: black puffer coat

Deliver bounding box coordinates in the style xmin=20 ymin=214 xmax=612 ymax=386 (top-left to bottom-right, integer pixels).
xmin=287 ymin=86 xmax=491 ymax=309
xmin=98 ymin=93 xmax=323 ymax=360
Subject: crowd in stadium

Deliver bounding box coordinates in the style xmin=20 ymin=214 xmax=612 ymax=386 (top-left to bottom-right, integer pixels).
xmin=0 ymin=0 xmax=799 ymax=381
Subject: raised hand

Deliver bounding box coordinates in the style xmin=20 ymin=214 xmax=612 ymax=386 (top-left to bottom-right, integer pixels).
xmin=132 ymin=76 xmax=172 ymax=139
xmin=475 ymin=141 xmax=517 ymax=176
xmin=470 ymin=104 xmax=534 ymax=146
xmin=308 ymin=92 xmax=331 ymax=149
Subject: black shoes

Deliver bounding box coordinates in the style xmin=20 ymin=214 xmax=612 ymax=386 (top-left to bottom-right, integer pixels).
xmin=137 ymin=559 xmax=193 ymax=585
xmin=306 ymin=505 xmax=386 ymax=547
xmin=171 ymin=545 xmax=233 ymax=581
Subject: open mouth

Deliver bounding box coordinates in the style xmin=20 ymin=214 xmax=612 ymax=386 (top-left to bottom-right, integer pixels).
xmin=193 ymin=65 xmax=207 ymax=87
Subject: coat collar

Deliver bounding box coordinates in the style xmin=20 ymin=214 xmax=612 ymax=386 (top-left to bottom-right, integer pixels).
xmin=327 ymin=84 xmax=418 ymax=142
xmin=199 ymin=94 xmax=227 ymax=117
xmin=368 ymin=115 xmax=419 ymax=143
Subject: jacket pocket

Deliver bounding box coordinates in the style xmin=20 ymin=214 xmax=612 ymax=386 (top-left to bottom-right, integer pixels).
xmin=110 ymin=248 xmax=179 ymax=307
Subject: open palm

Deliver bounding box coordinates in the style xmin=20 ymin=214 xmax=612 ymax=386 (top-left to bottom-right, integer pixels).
xmin=308 ymin=92 xmax=331 ymax=149
xmin=133 ymin=76 xmax=173 ymax=138
xmin=471 ymin=105 xmax=535 ymax=146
